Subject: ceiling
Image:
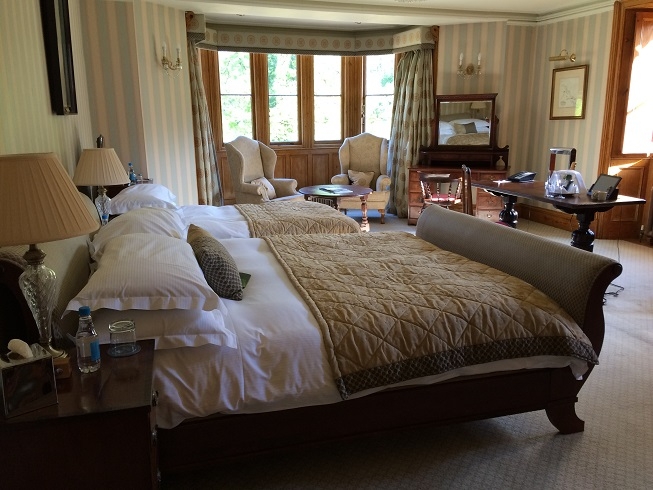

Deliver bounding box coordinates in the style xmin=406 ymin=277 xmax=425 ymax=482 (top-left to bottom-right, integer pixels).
xmin=156 ymin=0 xmax=612 ymax=31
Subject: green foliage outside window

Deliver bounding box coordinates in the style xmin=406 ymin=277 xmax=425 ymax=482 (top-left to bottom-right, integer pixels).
xmin=269 ymin=54 xmax=298 ymax=143
xmin=219 ymin=52 xmax=253 ymax=143
xmin=365 ymin=55 xmax=394 ymax=139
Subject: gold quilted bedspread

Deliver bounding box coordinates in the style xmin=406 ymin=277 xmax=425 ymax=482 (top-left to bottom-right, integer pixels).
xmin=445 ymin=133 xmax=490 ymax=145
xmin=235 ymin=201 xmax=360 ymax=237
xmin=264 ymin=232 xmax=598 ymax=399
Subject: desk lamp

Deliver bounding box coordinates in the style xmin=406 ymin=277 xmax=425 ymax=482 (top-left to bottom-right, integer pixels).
xmin=0 ymin=153 xmax=100 ymax=357
xmin=73 ymin=148 xmax=129 ymax=225
xmin=470 ymin=101 xmax=487 ymax=119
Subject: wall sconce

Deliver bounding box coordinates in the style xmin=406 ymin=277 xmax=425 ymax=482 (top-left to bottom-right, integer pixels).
xmin=458 ymin=52 xmax=481 ymax=78
xmin=161 ymin=42 xmax=182 ymax=77
xmin=549 ymin=49 xmax=576 ymax=62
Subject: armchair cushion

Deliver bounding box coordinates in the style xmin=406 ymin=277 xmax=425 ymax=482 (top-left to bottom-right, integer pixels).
xmin=251 ymin=177 xmax=277 ymax=200
xmin=348 ymin=170 xmax=374 ymax=188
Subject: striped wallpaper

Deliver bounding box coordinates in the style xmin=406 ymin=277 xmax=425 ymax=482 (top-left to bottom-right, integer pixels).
xmin=437 ymin=7 xmax=614 ymax=190
xmin=80 ymin=0 xmax=196 ymax=205
xmin=1 ymin=1 xmax=615 ymax=207
xmin=0 ymin=0 xmax=94 ymax=175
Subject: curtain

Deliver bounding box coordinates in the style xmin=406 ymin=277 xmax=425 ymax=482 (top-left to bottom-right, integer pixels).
xmin=187 ymin=39 xmax=223 ymax=206
xmin=387 ymin=49 xmax=435 ymax=218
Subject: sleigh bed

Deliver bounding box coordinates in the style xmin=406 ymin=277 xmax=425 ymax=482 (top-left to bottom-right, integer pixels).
xmin=0 ymin=202 xmax=622 ymax=478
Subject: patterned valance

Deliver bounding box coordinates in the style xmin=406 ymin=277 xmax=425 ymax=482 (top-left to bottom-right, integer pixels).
xmin=196 ymin=24 xmax=435 ymax=55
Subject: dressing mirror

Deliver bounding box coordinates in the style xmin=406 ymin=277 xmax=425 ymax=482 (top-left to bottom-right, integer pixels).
xmin=436 ymin=93 xmax=497 ymax=147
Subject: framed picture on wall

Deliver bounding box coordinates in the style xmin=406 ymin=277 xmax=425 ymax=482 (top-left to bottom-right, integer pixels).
xmin=549 ymin=65 xmax=589 ymax=120
xmin=39 ymin=0 xmax=77 ymax=115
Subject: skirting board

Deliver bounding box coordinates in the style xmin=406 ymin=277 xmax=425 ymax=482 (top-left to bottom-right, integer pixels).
xmin=515 ymin=203 xmax=578 ymax=232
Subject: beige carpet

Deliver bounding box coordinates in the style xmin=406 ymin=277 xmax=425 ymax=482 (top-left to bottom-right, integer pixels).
xmin=163 ymin=212 xmax=653 ymax=490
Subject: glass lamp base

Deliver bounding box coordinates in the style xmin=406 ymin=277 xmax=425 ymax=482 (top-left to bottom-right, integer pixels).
xmin=19 ymin=245 xmax=67 ymax=359
xmin=95 ymin=187 xmax=111 ymax=225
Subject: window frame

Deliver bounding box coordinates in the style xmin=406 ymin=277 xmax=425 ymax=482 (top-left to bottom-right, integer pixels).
xmin=209 ymin=51 xmax=394 ymax=149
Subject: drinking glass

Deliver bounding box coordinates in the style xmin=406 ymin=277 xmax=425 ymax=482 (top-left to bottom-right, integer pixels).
xmin=107 ymin=320 xmax=140 ymax=357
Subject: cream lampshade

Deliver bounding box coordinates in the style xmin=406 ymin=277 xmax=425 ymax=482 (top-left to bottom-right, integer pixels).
xmin=0 ymin=153 xmax=100 ymax=357
xmin=470 ymin=101 xmax=487 ymax=118
xmin=73 ymin=148 xmax=129 ymax=225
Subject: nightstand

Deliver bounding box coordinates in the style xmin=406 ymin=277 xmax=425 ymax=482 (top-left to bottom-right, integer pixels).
xmin=1 ymin=339 xmax=158 ymax=489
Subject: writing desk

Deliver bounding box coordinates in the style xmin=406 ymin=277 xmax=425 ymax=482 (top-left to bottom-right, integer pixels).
xmin=472 ymin=180 xmax=645 ymax=251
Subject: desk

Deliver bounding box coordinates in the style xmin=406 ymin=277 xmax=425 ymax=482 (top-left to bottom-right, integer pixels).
xmin=299 ymin=185 xmax=373 ymax=231
xmin=473 ymin=180 xmax=646 ymax=251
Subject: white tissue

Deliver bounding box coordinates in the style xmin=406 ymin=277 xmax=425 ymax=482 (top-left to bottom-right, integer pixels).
xmin=8 ymin=339 xmax=34 ymax=359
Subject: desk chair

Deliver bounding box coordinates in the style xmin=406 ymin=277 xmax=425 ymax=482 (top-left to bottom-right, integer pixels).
xmin=418 ymin=172 xmax=462 ymax=212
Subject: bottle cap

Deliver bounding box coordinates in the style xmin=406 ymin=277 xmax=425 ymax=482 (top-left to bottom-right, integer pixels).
xmin=78 ymin=306 xmax=91 ymax=317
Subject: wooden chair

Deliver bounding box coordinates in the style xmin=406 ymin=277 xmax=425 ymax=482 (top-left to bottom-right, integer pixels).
xmin=418 ymin=172 xmax=462 ymax=212
xmin=461 ymin=165 xmax=474 ymax=215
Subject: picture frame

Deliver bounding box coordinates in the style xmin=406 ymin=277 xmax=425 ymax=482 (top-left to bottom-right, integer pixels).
xmin=549 ymin=65 xmax=588 ymax=120
xmin=587 ymin=173 xmax=622 ymax=200
xmin=39 ymin=0 xmax=77 ymax=115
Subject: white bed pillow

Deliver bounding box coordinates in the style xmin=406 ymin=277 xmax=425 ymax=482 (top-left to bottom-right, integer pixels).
xmin=449 ymin=118 xmax=491 ymax=133
xmin=439 ymin=121 xmax=454 ymax=135
xmin=90 ymin=307 xmax=237 ymax=350
xmin=110 ymin=183 xmax=178 ymax=214
xmin=68 ymin=233 xmax=221 ymax=312
xmin=91 ymin=207 xmax=186 ymax=261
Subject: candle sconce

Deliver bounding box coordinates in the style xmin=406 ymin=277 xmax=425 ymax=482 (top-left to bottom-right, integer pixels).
xmin=457 ymin=52 xmax=481 ymax=78
xmin=161 ymin=43 xmax=183 ymax=78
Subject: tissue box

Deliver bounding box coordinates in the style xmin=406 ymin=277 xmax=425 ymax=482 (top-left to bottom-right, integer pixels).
xmin=1 ymin=344 xmax=58 ymax=418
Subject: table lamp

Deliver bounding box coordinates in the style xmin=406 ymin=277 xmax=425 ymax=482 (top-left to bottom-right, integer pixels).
xmin=470 ymin=101 xmax=487 ymax=118
xmin=73 ymin=148 xmax=129 ymax=225
xmin=0 ymin=153 xmax=100 ymax=357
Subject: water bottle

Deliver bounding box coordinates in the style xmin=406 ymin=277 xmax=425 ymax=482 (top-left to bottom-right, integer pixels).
xmin=128 ymin=162 xmax=137 ymax=185
xmin=76 ymin=306 xmax=101 ymax=373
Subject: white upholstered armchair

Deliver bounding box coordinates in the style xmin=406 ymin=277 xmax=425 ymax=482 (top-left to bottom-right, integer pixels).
xmin=225 ymin=136 xmax=303 ymax=204
xmin=331 ymin=133 xmax=391 ymax=223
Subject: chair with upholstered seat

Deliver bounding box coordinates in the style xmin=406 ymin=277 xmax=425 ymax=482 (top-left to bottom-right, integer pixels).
xmin=461 ymin=164 xmax=474 ymax=215
xmin=225 ymin=136 xmax=303 ymax=204
xmin=418 ymin=172 xmax=462 ymax=213
xmin=331 ymin=133 xmax=390 ymax=223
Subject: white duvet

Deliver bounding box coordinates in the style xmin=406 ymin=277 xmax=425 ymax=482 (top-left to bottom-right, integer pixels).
xmin=178 ymin=204 xmax=251 ymax=239
xmin=153 ymin=238 xmax=591 ymax=429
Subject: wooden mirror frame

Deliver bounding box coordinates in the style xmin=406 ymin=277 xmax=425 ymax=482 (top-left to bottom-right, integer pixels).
xmin=435 ymin=93 xmax=497 ymax=148
xmin=40 ymin=0 xmax=77 ymax=115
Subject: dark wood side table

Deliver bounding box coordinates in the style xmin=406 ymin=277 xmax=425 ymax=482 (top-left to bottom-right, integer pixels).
xmin=1 ymin=339 xmax=158 ymax=489
xmin=299 ymin=184 xmax=373 ymax=231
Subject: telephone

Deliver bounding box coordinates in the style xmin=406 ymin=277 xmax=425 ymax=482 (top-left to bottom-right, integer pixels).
xmin=507 ymin=171 xmax=536 ymax=182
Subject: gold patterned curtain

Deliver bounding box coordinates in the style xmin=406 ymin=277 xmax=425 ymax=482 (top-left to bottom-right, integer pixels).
xmin=187 ymin=38 xmax=223 ymax=206
xmin=387 ymin=49 xmax=435 ymax=218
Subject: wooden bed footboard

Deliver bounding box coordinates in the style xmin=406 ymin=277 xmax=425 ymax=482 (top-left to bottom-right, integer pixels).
xmin=158 ymin=206 xmax=622 ymax=475
xmin=158 ymin=367 xmax=589 ymax=473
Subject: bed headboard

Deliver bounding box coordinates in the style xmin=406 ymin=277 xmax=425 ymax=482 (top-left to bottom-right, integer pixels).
xmin=0 ymin=193 xmax=99 ymax=351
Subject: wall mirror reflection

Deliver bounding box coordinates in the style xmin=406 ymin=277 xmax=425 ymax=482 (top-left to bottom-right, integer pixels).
xmin=435 ymin=93 xmax=497 ymax=147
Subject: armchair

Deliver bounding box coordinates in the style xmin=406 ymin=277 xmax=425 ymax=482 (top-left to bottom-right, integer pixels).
xmin=225 ymin=136 xmax=303 ymax=204
xmin=331 ymin=133 xmax=390 ymax=223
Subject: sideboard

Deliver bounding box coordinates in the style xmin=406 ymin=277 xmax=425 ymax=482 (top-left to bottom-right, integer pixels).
xmin=409 ymin=145 xmax=510 ymax=225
